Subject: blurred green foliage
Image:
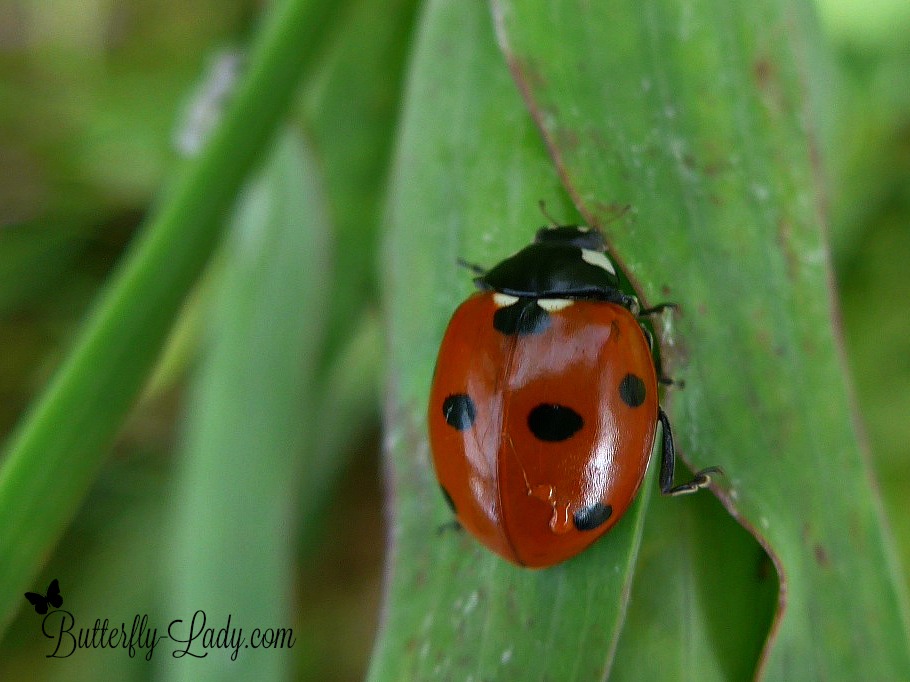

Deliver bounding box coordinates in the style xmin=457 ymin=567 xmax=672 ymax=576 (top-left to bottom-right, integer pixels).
xmin=823 ymin=0 xmax=910 ymax=627
xmin=0 ymin=0 xmax=907 ymax=679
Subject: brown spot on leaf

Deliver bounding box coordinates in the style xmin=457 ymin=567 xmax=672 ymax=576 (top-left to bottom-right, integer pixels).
xmin=754 ymin=57 xmax=775 ymax=89
xmin=814 ymin=544 xmax=830 ymax=567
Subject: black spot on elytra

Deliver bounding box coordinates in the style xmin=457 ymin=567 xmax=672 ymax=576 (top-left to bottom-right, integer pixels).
xmin=527 ymin=404 xmax=583 ymax=442
xmin=493 ymin=298 xmax=551 ymax=336
xmin=442 ymin=394 xmax=476 ymax=430
xmin=618 ymin=373 xmax=646 ymax=408
xmin=573 ymin=502 xmax=613 ymax=531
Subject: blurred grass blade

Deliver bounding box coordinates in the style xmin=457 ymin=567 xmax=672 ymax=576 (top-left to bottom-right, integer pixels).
xmin=298 ymin=313 xmax=382 ymax=550
xmin=493 ymin=0 xmax=910 ymax=678
xmin=161 ymin=127 xmax=330 ymax=682
xmin=288 ymin=0 xmax=418 ymax=543
xmin=0 ymin=0 xmax=340 ymax=635
xmin=301 ymin=0 xmax=420 ymax=362
xmin=371 ymin=2 xmax=654 ymax=680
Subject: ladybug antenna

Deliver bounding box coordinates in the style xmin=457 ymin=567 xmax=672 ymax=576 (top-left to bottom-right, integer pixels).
xmin=602 ymin=203 xmax=632 ymax=225
xmin=537 ymin=200 xmax=560 ymax=227
xmin=456 ymin=257 xmax=486 ymax=276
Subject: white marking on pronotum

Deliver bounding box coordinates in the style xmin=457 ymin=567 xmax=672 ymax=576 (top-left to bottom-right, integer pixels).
xmin=581 ymin=249 xmax=616 ymax=276
xmin=492 ymin=293 xmax=519 ymax=308
xmin=536 ymin=298 xmax=573 ymax=312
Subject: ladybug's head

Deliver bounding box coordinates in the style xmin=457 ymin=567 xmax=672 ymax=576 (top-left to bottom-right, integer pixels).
xmin=533 ymin=225 xmax=606 ymax=252
xmin=476 ymin=225 xmax=630 ymax=305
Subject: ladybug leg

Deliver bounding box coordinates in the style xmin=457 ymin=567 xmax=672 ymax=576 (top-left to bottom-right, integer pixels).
xmin=639 ymin=302 xmax=677 ymax=316
xmin=436 ymin=519 xmax=463 ymax=535
xmin=658 ymin=408 xmax=723 ymax=496
xmin=638 ymin=326 xmax=680 ymax=386
xmin=638 ymin=304 xmax=689 ymax=386
xmin=437 ymin=485 xmax=463 ymax=532
xmin=596 ymin=288 xmax=641 ymax=313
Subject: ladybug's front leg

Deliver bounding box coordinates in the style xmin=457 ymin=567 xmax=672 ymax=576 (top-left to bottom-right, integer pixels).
xmin=639 ymin=302 xmax=677 ymax=316
xmin=657 ymin=408 xmax=722 ymax=496
xmin=637 ymin=307 xmax=678 ymax=386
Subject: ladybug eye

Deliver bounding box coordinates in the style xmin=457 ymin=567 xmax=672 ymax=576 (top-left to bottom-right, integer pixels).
xmin=527 ymin=403 xmax=584 ymax=442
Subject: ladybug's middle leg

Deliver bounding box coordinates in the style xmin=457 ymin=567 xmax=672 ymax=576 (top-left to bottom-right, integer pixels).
xmin=657 ymin=408 xmax=722 ymax=496
xmin=637 ymin=321 xmax=679 ymax=387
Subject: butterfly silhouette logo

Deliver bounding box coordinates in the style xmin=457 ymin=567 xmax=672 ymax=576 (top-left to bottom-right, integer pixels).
xmin=24 ymin=579 xmax=63 ymax=615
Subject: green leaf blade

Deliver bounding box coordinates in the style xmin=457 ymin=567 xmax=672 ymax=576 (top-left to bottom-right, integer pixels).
xmin=371 ymin=1 xmax=652 ymax=680
xmin=162 ymin=128 xmax=331 ymax=681
xmin=493 ymin=0 xmax=910 ymax=678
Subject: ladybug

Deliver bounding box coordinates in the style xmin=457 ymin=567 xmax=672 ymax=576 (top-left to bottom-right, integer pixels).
xmin=428 ymin=225 xmax=720 ymax=567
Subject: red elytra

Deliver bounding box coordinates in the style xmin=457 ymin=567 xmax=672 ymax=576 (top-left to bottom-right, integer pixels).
xmin=428 ymin=226 xmax=719 ymax=568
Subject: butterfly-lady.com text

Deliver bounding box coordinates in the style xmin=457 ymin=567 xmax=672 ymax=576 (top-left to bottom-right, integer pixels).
xmin=42 ymin=611 xmax=163 ymax=660
xmin=40 ymin=609 xmax=295 ymax=661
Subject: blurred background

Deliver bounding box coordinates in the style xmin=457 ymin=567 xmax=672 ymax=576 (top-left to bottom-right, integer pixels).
xmin=0 ymin=0 xmax=907 ymax=679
